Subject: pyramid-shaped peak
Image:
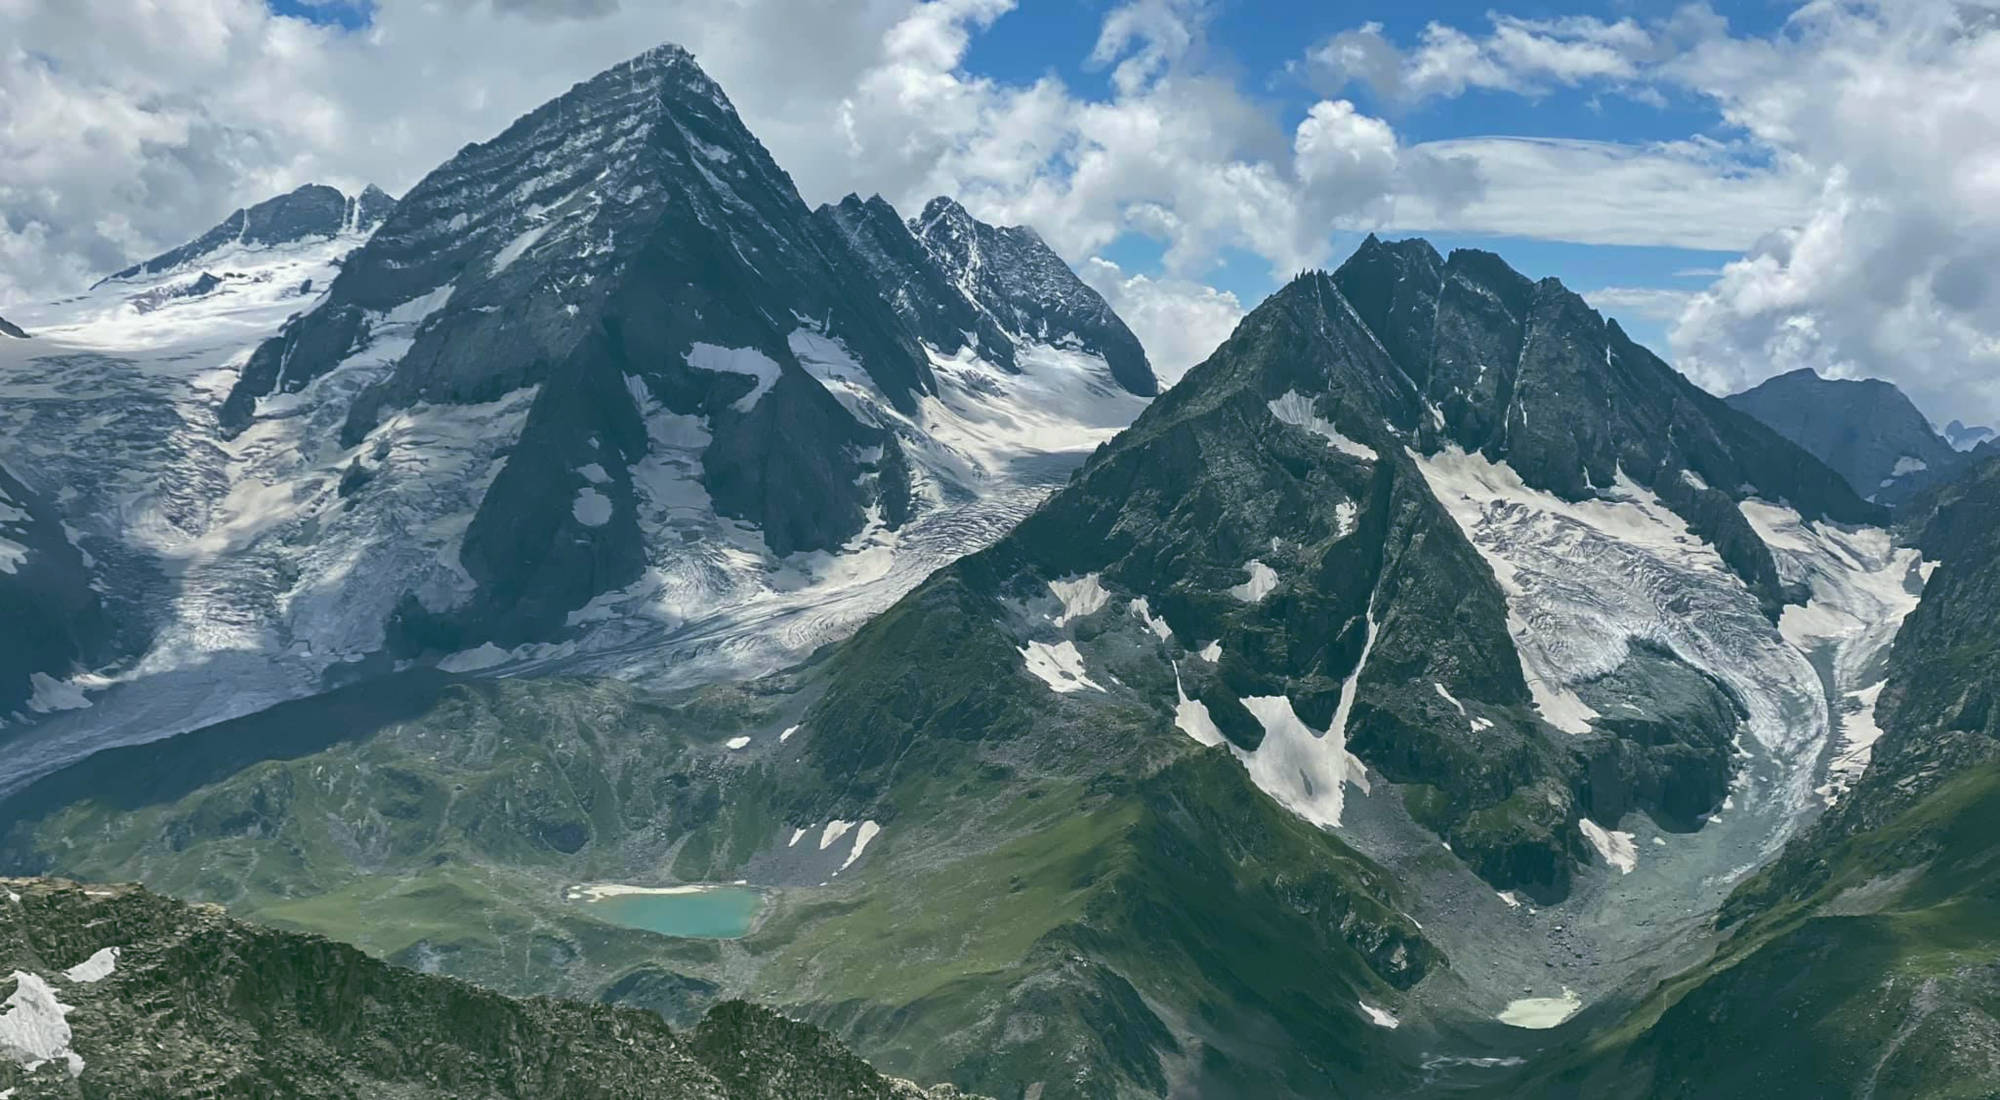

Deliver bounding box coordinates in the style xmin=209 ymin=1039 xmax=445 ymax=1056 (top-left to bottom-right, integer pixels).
xmin=1348 ymin=233 xmax=1444 ymax=271
xmin=573 ymin=42 xmax=732 ymax=111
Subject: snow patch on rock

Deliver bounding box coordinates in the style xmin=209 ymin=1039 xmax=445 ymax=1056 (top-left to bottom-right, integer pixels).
xmin=1235 ymin=694 xmax=1371 ymax=830
xmin=61 ymin=948 xmax=118 ymax=984
xmin=1048 ymin=573 xmax=1109 ymax=627
xmin=571 ymin=486 xmax=613 ymax=527
xmin=1267 ymin=390 xmax=1378 ymax=461
xmin=1359 ymin=1001 xmax=1400 ymax=1029
xmin=818 ymin=820 xmax=856 ymax=851
xmin=839 ymin=821 xmax=881 ymax=871
xmin=1128 ymin=597 xmax=1172 ymax=642
xmin=686 ymin=343 xmax=782 ymax=413
xmin=1227 ymin=560 xmax=1279 ymax=603
xmin=0 ymin=971 xmax=83 ymax=1077
xmin=1171 ymin=664 xmax=1226 ymax=748
xmin=1019 ymin=640 xmax=1103 ymax=693
xmin=1579 ymin=818 xmax=1638 ymax=874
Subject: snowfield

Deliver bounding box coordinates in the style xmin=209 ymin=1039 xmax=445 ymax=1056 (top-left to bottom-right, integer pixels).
xmin=0 ymin=230 xmax=1151 ymax=798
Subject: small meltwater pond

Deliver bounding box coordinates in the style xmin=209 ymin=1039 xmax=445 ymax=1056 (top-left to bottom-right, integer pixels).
xmin=568 ymin=884 xmax=767 ymax=940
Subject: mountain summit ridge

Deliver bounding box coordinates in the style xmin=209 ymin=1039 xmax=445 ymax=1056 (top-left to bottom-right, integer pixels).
xmin=0 ymin=43 xmax=1156 ymax=790
xmin=1725 ymin=365 xmax=1965 ymax=507
xmin=97 ymin=182 xmax=395 ymax=287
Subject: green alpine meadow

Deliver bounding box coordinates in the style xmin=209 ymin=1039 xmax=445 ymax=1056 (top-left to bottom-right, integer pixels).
xmin=2 ymin=9 xmax=1996 ymax=1098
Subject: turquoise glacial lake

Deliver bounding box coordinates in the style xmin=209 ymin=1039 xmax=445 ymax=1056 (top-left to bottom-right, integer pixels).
xmin=581 ymin=887 xmax=765 ymax=939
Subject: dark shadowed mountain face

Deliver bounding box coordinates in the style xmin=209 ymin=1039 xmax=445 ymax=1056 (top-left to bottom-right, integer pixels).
xmin=909 ymin=196 xmax=1157 ymax=397
xmin=99 ymin=183 xmax=395 ymax=286
xmin=1725 ymin=367 xmax=1964 ymax=507
xmin=0 ymin=464 xmax=116 ymax=720
xmin=817 ymin=193 xmax=1157 ymax=398
xmin=0 ymin=315 xmax=25 ymax=339
xmin=216 ymin=45 xmax=1153 ymax=656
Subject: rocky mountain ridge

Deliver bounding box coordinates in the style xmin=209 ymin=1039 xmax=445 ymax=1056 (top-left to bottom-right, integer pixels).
xmin=0 ymin=44 xmax=1153 ymax=795
xmin=0 ymin=876 xmax=978 ymax=1099
xmin=1726 ymin=366 xmax=1965 ymax=507
xmin=96 ymin=182 xmax=395 ymax=287
xmin=0 ymin=236 xmax=1947 ymax=1099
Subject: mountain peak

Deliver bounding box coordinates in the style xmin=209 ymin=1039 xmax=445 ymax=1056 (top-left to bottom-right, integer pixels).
xmin=0 ymin=314 xmax=26 ymax=339
xmin=1727 ymin=365 xmax=1963 ymax=505
xmin=202 ymin=45 xmax=1153 ymax=664
xmin=99 ymin=183 xmax=395 ymax=285
xmin=917 ymin=193 xmax=975 ymax=230
xmin=909 ymin=195 xmax=1157 ymax=396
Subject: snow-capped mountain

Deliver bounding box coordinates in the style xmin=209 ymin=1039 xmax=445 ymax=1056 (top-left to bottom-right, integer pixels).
xmin=0 ymin=45 xmax=1153 ymax=792
xmin=820 ymin=193 xmax=1154 ymax=397
xmin=1725 ymin=367 xmax=1965 ymax=507
xmin=99 ymin=183 xmax=395 ymax=288
xmin=744 ymin=236 xmax=1923 ymax=1089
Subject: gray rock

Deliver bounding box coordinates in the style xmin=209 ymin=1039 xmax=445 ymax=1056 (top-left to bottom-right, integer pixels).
xmin=1727 ymin=367 xmax=1964 ymax=507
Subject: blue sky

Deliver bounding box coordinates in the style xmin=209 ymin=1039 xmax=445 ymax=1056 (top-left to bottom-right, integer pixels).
xmin=255 ymin=0 xmax=1765 ymax=357
xmin=958 ymin=0 xmax=1776 ymax=353
xmin=15 ymin=1 xmax=1992 ymax=420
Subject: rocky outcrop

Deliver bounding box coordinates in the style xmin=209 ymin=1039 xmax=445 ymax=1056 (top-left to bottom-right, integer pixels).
xmin=0 ymin=315 xmax=25 ymax=339
xmin=0 ymin=876 xmax=977 ymax=1099
xmin=0 ymin=465 xmax=111 ymax=720
xmin=912 ymin=196 xmax=1156 ymax=397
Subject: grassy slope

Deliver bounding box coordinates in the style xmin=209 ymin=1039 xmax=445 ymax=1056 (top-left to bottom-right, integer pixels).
xmin=0 ymin=877 xmax=967 ymax=1099
xmin=0 ymin=656 xmax=1441 ymax=1098
xmin=1527 ymin=762 xmax=2000 ymax=1098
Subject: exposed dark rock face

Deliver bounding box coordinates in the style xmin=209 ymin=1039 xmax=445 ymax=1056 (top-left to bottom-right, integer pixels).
xmin=0 ymin=465 xmax=111 ymax=718
xmin=0 ymin=315 xmax=25 ymax=339
xmin=218 ymin=45 xmax=1150 ymax=655
xmin=1726 ymin=367 xmax=1964 ymax=507
xmin=127 ymin=270 xmax=224 ymax=313
xmin=912 ymin=196 xmax=1156 ymax=397
xmin=818 ymin=194 xmax=1021 ymax=374
xmin=797 ymin=241 xmax=1867 ymax=902
xmin=0 ymin=877 xmax=976 ymax=1098
xmin=1333 ymin=236 xmax=1881 ymax=611
xmin=99 ymin=183 xmax=395 ymax=285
